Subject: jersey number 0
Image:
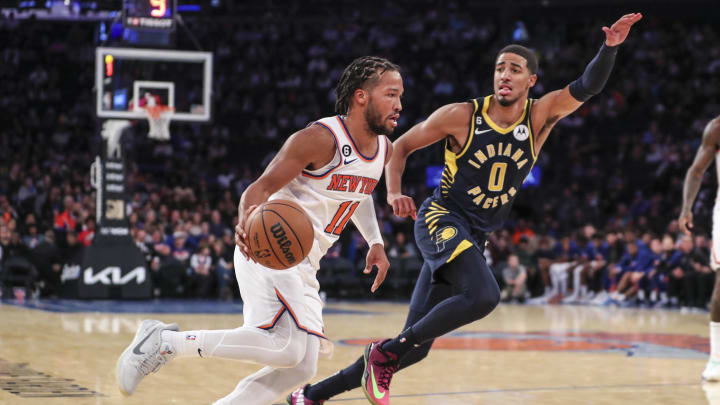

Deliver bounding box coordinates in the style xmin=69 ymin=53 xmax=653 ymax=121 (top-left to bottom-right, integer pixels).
xmin=488 ymin=162 xmax=507 ymax=191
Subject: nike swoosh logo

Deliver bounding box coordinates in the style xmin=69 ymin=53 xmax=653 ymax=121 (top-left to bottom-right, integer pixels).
xmin=370 ymin=366 xmax=386 ymax=399
xmin=344 ymin=158 xmax=358 ymax=165
xmin=475 ymin=129 xmax=492 ymax=135
xmin=132 ymin=330 xmax=155 ymax=355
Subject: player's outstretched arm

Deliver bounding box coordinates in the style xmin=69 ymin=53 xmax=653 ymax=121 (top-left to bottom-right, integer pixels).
xmin=386 ymin=102 xmax=472 ymax=219
xmin=680 ymin=117 xmax=720 ymax=234
xmin=234 ymin=125 xmax=335 ymax=258
xmin=531 ymin=13 xmax=642 ymax=149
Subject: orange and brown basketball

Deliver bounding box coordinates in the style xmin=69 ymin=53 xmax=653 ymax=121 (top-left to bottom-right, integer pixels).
xmin=244 ymin=199 xmax=314 ymax=270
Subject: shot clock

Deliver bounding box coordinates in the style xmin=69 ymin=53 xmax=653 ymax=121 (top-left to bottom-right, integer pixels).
xmin=123 ymin=0 xmax=176 ymax=31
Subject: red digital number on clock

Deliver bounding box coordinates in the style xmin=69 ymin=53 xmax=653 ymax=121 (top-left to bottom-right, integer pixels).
xmin=149 ymin=0 xmax=166 ymax=17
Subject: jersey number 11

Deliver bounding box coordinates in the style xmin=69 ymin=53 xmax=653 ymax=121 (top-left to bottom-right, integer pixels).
xmin=325 ymin=201 xmax=360 ymax=235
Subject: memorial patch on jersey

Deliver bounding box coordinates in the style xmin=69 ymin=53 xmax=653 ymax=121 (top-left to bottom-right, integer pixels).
xmin=434 ymin=226 xmax=457 ymax=252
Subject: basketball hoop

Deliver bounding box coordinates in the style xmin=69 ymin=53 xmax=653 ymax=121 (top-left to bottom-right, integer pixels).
xmin=143 ymin=105 xmax=174 ymax=141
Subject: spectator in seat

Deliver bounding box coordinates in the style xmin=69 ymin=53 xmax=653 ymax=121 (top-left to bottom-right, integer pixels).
xmin=78 ymin=218 xmax=95 ymax=247
xmin=667 ymin=235 xmax=695 ymax=306
xmin=171 ymin=231 xmax=191 ymax=267
xmin=517 ymin=236 xmax=544 ymax=298
xmin=209 ymin=210 xmax=228 ymax=238
xmin=651 ymin=234 xmax=682 ymax=307
xmin=212 ymin=238 xmax=235 ymax=300
xmin=53 ymin=196 xmax=77 ymax=232
xmin=608 ymin=240 xmax=654 ymax=304
xmin=33 ymin=230 xmax=62 ymax=297
xmin=388 ymin=231 xmax=417 ymax=258
xmin=190 ymin=244 xmax=214 ymax=297
xmin=501 ymin=254 xmax=527 ymax=303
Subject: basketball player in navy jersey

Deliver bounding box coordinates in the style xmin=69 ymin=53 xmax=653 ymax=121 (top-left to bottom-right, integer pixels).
xmin=288 ymin=13 xmax=642 ymax=405
xmin=679 ymin=115 xmax=720 ymax=382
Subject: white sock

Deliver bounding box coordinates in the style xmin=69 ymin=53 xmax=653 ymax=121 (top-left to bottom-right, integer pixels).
xmin=660 ymin=292 xmax=668 ymax=304
xmin=550 ymin=271 xmax=559 ymax=295
xmin=572 ymin=266 xmax=583 ymax=297
xmin=711 ymin=322 xmax=720 ymax=361
xmin=163 ymin=314 xmax=308 ymax=368
xmin=638 ymin=290 xmax=646 ymax=301
xmin=162 ymin=330 xmax=205 ymax=358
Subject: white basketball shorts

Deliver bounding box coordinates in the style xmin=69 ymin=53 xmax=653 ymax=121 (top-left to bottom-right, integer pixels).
xmin=713 ymin=207 xmax=720 ymax=271
xmin=233 ymin=246 xmax=325 ymax=339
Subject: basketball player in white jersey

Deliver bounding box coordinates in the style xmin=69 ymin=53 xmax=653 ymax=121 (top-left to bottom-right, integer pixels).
xmin=116 ymin=56 xmax=403 ymax=404
xmin=679 ymin=115 xmax=720 ymax=381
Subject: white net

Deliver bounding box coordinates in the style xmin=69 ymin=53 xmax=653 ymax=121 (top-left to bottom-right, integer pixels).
xmin=144 ymin=105 xmax=174 ymax=141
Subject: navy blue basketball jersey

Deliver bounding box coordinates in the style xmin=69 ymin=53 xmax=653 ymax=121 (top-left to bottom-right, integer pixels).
xmin=431 ymin=95 xmax=537 ymax=234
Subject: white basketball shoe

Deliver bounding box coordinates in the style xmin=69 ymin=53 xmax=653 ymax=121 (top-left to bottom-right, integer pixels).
xmin=117 ymin=319 xmax=179 ymax=396
xmin=703 ymin=359 xmax=720 ymax=382
xmin=703 ymin=381 xmax=720 ymax=405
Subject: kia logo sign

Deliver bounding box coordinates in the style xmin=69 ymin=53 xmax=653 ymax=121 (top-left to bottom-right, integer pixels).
xmin=83 ymin=266 xmax=146 ymax=285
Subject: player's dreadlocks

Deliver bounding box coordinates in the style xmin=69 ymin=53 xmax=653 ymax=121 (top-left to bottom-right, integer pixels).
xmin=334 ymin=56 xmax=400 ymax=115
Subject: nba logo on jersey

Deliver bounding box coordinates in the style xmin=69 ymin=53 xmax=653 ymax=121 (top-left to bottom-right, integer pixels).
xmin=513 ymin=125 xmax=529 ymax=141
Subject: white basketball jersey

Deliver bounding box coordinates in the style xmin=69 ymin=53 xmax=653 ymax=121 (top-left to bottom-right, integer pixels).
xmin=712 ymin=151 xmax=720 ymax=270
xmin=716 ymin=151 xmax=720 ymax=204
xmin=270 ymin=115 xmax=389 ymax=284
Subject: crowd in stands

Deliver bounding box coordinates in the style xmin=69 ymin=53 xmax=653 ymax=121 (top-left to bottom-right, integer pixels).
xmin=0 ymin=3 xmax=718 ymax=308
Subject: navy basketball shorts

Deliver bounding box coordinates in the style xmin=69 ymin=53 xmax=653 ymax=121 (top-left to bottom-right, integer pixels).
xmin=414 ymin=197 xmax=486 ymax=280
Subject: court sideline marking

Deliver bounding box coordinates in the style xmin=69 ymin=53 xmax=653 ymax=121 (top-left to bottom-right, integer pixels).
xmin=273 ymin=381 xmax=701 ymax=404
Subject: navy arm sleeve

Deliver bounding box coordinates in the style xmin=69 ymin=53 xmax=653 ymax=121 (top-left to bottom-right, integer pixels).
xmin=568 ymin=44 xmax=618 ymax=102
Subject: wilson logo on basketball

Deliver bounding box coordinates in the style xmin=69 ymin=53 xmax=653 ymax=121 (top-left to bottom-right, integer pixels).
xmin=270 ymin=223 xmax=296 ymax=264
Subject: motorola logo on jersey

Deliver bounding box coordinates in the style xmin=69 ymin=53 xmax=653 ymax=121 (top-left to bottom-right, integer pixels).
xmin=270 ymin=223 xmax=297 ymax=264
xmin=513 ymin=124 xmax=530 ymax=141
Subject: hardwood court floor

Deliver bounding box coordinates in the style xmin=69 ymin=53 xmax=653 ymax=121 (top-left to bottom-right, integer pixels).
xmin=0 ymin=300 xmax=715 ymax=405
